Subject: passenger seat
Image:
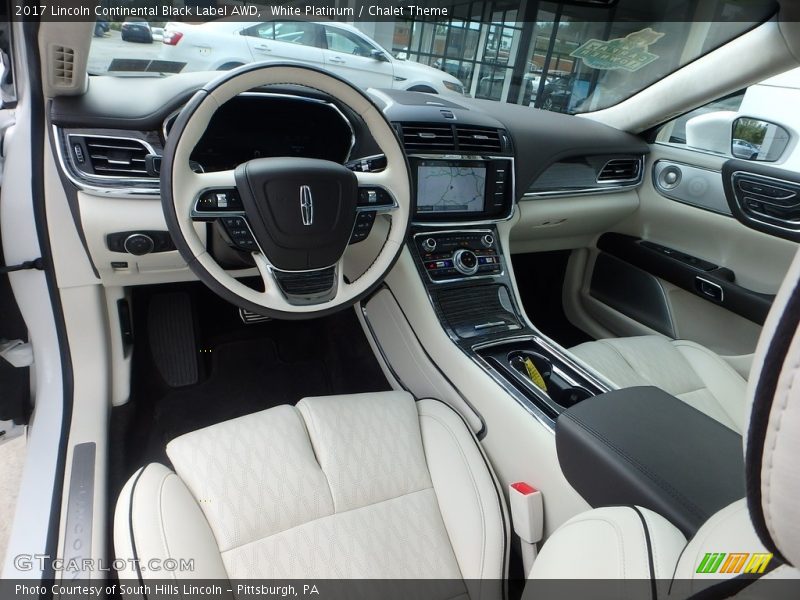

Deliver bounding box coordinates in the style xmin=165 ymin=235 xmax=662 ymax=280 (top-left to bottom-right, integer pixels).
xmin=569 ymin=336 xmax=746 ymax=433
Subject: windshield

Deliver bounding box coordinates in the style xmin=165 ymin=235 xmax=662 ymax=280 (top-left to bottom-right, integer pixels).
xmin=87 ymin=0 xmax=777 ymax=115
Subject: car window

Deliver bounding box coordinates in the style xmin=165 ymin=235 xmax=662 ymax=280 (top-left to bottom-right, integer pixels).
xmin=88 ymin=0 xmax=778 ymax=115
xmin=324 ymin=27 xmax=376 ymax=57
xmin=655 ymin=67 xmax=800 ymax=163
xmin=244 ymin=22 xmax=320 ymax=48
xmin=655 ymin=92 xmax=745 ymax=154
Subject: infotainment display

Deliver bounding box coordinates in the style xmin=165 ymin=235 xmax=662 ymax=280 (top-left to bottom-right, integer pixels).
xmin=416 ymin=161 xmax=487 ymax=213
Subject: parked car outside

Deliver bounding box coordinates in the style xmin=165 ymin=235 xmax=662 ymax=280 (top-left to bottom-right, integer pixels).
xmin=121 ymin=18 xmax=153 ymax=44
xmin=160 ymin=20 xmax=467 ymax=96
xmin=732 ymin=138 xmax=761 ymax=159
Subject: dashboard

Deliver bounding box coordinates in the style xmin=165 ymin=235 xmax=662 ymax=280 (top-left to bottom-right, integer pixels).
xmin=48 ymin=74 xmax=648 ymax=285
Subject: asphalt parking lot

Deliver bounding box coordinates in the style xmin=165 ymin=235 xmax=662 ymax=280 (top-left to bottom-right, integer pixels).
xmin=87 ymin=30 xmax=163 ymax=74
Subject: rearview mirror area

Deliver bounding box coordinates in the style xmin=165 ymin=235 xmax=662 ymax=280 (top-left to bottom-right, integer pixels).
xmin=732 ymin=117 xmax=790 ymax=162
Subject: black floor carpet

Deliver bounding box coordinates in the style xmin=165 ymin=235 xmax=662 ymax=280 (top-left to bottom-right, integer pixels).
xmin=155 ymin=337 xmax=332 ymax=442
xmin=512 ymin=250 xmax=593 ymax=348
xmin=109 ymin=282 xmax=390 ymax=502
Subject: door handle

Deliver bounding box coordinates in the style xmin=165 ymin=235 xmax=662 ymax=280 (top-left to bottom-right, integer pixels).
xmin=253 ymin=44 xmax=271 ymax=52
xmin=328 ymin=56 xmax=346 ymax=64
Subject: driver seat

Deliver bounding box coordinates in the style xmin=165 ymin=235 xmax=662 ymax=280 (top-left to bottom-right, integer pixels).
xmin=114 ymin=392 xmax=508 ymax=587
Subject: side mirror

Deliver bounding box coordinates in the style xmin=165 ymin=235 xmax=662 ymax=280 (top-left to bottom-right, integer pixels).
xmin=731 ymin=117 xmax=790 ymax=162
xmin=370 ymin=49 xmax=389 ymax=62
xmin=685 ymin=111 xmax=791 ymax=163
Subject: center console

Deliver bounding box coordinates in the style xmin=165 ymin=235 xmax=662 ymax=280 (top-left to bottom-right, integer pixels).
xmin=404 ymin=145 xmax=609 ymax=429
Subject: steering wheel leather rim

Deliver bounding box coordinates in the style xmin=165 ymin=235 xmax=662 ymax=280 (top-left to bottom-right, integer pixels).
xmin=161 ymin=62 xmax=413 ymax=319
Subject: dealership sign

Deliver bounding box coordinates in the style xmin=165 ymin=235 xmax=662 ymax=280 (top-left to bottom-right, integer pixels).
xmin=571 ymin=28 xmax=665 ymax=72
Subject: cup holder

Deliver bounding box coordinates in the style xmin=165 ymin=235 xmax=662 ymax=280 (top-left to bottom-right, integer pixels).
xmin=507 ymin=350 xmax=592 ymax=409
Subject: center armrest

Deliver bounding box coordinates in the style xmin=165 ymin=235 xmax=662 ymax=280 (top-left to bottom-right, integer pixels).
xmin=555 ymin=386 xmax=744 ymax=537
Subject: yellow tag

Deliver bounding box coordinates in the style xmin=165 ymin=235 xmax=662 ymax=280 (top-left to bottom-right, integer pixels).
xmin=524 ymin=358 xmax=548 ymax=392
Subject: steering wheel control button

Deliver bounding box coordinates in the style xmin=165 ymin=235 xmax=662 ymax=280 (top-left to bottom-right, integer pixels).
xmin=418 ymin=231 xmax=502 ymax=281
xmin=195 ymin=189 xmax=244 ymax=213
xmin=357 ymin=186 xmax=394 ymax=208
xmin=349 ymin=211 xmax=376 ymax=244
xmin=221 ymin=216 xmax=257 ymax=251
xmin=347 ymin=155 xmax=387 ymax=173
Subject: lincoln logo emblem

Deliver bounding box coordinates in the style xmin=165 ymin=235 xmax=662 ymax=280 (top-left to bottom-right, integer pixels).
xmin=299 ymin=185 xmax=314 ymax=226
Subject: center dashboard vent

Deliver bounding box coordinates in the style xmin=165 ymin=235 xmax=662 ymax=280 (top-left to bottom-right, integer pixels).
xmin=68 ymin=135 xmax=154 ymax=179
xmin=456 ymin=126 xmax=503 ymax=154
xmin=399 ymin=123 xmax=505 ymax=154
xmin=597 ymin=158 xmax=642 ymax=183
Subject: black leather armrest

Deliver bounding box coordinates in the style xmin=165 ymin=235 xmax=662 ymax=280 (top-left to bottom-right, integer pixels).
xmin=555 ymin=386 xmax=744 ymax=536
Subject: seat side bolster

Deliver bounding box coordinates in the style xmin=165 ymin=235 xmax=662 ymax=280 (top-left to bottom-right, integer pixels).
xmin=671 ymin=499 xmax=776 ymax=592
xmin=417 ymin=398 xmax=509 ymax=585
xmin=114 ymin=463 xmax=230 ymax=583
xmin=673 ymin=341 xmax=747 ymax=432
xmin=528 ymin=506 xmax=685 ymax=580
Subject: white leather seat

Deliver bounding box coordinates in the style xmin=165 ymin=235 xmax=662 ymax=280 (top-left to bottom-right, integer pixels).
xmin=570 ymin=336 xmax=747 ymax=432
xmin=115 ymin=391 xmax=508 ymax=590
xmin=528 ymin=249 xmax=800 ymax=592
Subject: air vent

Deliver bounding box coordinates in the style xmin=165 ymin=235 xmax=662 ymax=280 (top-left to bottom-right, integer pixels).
xmin=455 ymin=126 xmax=503 ymax=154
xmin=400 ymin=123 xmax=456 ymax=153
xmin=52 ymin=46 xmax=75 ymax=86
xmin=597 ymin=158 xmax=641 ymax=183
xmin=70 ymin=135 xmax=154 ymax=178
xmin=399 ymin=123 xmax=506 ymax=154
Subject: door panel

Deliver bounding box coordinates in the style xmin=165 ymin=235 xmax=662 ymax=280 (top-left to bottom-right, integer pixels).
xmin=574 ymin=143 xmax=797 ymax=357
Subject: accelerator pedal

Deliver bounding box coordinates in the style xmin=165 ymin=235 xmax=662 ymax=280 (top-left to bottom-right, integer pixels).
xmin=147 ymin=292 xmax=198 ymax=387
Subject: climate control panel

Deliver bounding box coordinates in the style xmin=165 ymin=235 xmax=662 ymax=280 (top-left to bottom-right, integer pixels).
xmin=415 ymin=230 xmax=502 ymax=282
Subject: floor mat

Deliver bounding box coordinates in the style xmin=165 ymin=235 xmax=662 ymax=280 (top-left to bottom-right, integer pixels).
xmin=155 ymin=337 xmax=332 ymax=443
xmin=110 ymin=282 xmax=391 ymax=497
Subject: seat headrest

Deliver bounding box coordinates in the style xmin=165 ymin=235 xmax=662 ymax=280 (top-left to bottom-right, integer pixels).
xmin=745 ymin=247 xmax=800 ymax=569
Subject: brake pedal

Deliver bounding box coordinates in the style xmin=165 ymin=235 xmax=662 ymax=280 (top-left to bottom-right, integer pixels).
xmin=239 ymin=308 xmax=270 ymax=324
xmin=148 ymin=292 xmax=199 ymax=387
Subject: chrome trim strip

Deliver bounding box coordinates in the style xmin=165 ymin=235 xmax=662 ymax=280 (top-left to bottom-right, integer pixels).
xmin=65 ymin=132 xmax=157 ymax=182
xmin=524 ymin=155 xmax=644 ymax=199
xmin=61 ymin=442 xmax=96 ymax=577
xmin=53 ymin=126 xmax=161 ymax=197
xmin=696 ymin=276 xmax=725 ymax=302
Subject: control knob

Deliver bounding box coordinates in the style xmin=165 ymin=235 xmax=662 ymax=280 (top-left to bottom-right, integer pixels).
xmin=421 ymin=237 xmax=437 ymax=252
xmin=124 ymin=233 xmax=155 ymax=256
xmin=481 ymin=234 xmax=495 ymax=248
xmin=453 ymin=249 xmax=479 ymax=276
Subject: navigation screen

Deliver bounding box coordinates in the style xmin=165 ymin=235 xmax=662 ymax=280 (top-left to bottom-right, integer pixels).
xmin=417 ymin=161 xmax=486 ymax=213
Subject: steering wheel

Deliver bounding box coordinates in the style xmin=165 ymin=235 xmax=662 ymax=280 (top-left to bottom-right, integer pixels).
xmin=161 ymin=63 xmax=412 ymax=319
